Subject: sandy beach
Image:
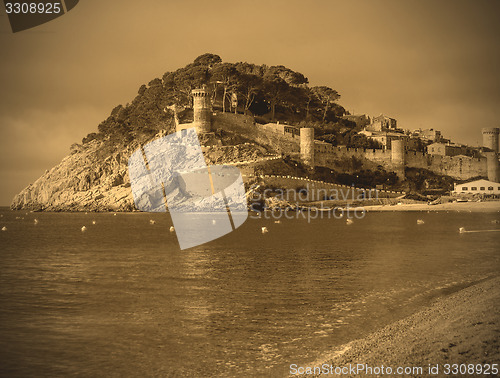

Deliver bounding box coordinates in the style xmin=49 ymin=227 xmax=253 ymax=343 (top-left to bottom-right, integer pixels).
xmin=294 ymin=276 xmax=500 ymax=377
xmin=364 ymin=200 xmax=500 ymax=213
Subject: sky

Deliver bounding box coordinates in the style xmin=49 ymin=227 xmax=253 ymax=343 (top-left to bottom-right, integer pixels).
xmin=1 ymin=0 xmax=499 ymax=205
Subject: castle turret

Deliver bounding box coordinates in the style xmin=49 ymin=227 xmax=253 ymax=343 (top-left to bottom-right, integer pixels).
xmin=482 ymin=127 xmax=499 ymax=154
xmin=192 ymin=87 xmax=212 ymax=133
xmin=300 ymin=127 xmax=314 ymax=168
xmin=391 ymin=139 xmax=405 ymax=180
xmin=485 ymin=151 xmax=500 ymax=183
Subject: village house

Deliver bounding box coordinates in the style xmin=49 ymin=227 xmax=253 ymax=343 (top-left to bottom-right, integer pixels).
xmin=453 ymin=179 xmax=500 ymax=195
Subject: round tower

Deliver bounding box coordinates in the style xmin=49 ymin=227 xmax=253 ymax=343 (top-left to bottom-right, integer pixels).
xmin=482 ymin=127 xmax=499 ymax=153
xmin=192 ymin=87 xmax=212 ymax=133
xmin=300 ymin=128 xmax=315 ymax=168
xmin=391 ymin=139 xmax=405 ymax=180
xmin=485 ymin=151 xmax=500 ymax=183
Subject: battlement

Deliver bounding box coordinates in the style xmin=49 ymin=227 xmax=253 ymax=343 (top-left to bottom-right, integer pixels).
xmin=191 ymin=88 xmax=210 ymax=98
xmin=482 ymin=128 xmax=500 ymax=135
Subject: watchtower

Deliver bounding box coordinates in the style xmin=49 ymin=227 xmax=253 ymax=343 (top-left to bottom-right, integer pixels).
xmin=485 ymin=151 xmax=500 ymax=183
xmin=482 ymin=127 xmax=499 ymax=154
xmin=192 ymin=87 xmax=212 ymax=133
xmin=391 ymin=139 xmax=405 ymax=180
xmin=300 ymin=128 xmax=315 ymax=168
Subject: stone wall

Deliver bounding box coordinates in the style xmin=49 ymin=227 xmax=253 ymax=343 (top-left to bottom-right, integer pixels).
xmin=215 ymin=113 xmax=488 ymax=180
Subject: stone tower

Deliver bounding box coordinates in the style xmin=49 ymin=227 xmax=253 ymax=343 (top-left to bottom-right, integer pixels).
xmin=192 ymin=87 xmax=212 ymax=133
xmin=300 ymin=128 xmax=315 ymax=168
xmin=485 ymin=152 xmax=500 ymax=183
xmin=391 ymin=139 xmax=405 ymax=180
xmin=482 ymin=127 xmax=499 ymax=153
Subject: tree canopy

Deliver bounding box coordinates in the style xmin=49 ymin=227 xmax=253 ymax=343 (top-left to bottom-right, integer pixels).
xmin=85 ymin=53 xmax=350 ymax=146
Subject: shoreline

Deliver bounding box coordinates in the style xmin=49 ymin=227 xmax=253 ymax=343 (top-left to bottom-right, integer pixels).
xmin=363 ymin=200 xmax=500 ymax=213
xmin=297 ymin=276 xmax=500 ymax=377
xmin=2 ymin=200 xmax=500 ymax=214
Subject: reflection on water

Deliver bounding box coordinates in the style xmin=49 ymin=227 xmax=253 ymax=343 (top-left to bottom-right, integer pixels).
xmin=0 ymin=208 xmax=499 ymax=376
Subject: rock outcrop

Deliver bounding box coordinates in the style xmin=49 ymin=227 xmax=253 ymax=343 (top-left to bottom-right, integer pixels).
xmin=11 ymin=138 xmax=138 ymax=212
xmin=11 ymin=132 xmax=272 ymax=212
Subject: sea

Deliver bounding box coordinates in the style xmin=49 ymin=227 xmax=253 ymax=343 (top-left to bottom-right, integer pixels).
xmin=0 ymin=207 xmax=499 ymax=377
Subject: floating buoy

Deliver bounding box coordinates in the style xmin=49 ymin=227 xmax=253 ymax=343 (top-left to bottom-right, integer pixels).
xmin=34 ymin=219 xmax=38 ymax=225
xmin=169 ymin=226 xmax=175 ymax=232
xmin=212 ymin=219 xmax=216 ymax=225
xmin=15 ymin=216 xmax=21 ymax=220
xmin=417 ymin=219 xmax=425 ymax=225
xmin=1 ymin=226 xmax=6 ymax=231
xmin=92 ymin=220 xmax=96 ymax=225
xmin=274 ymin=220 xmax=281 ymax=224
xmin=149 ymin=219 xmax=156 ymax=225
xmin=85 ymin=212 xmax=88 ymax=215
xmin=81 ymin=226 xmax=87 ymax=232
xmin=346 ymin=219 xmax=353 ymax=225
xmin=113 ymin=213 xmax=117 ymax=216
xmin=261 ymin=227 xmax=269 ymax=234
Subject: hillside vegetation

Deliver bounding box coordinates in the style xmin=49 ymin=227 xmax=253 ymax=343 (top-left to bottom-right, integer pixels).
xmin=81 ymin=53 xmax=378 ymax=155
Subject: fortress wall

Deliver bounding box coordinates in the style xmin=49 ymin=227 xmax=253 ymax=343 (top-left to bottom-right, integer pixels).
xmin=314 ymin=147 xmax=392 ymax=168
xmin=213 ymin=113 xmax=300 ymax=154
xmin=405 ymin=151 xmax=429 ymax=169
xmin=214 ymin=113 xmax=487 ymax=180
xmin=315 ymin=146 xmax=486 ymax=180
xmin=428 ymin=155 xmax=487 ymax=179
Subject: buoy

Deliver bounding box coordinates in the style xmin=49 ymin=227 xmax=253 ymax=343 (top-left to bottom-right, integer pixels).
xmin=261 ymin=227 xmax=268 ymax=233
xmin=34 ymin=219 xmax=38 ymax=225
xmin=81 ymin=226 xmax=87 ymax=232
xmin=417 ymin=219 xmax=425 ymax=225
xmin=113 ymin=213 xmax=117 ymax=216
xmin=346 ymin=219 xmax=353 ymax=225
xmin=169 ymin=226 xmax=175 ymax=232
xmin=274 ymin=220 xmax=281 ymax=224
xmin=459 ymin=227 xmax=466 ymax=233
xmin=212 ymin=219 xmax=216 ymax=225
xmin=149 ymin=219 xmax=156 ymax=225
xmin=92 ymin=220 xmax=96 ymax=225
xmin=1 ymin=226 xmax=6 ymax=231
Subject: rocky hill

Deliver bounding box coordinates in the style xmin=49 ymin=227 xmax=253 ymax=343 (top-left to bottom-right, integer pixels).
xmin=10 ymin=53 xmax=361 ymax=211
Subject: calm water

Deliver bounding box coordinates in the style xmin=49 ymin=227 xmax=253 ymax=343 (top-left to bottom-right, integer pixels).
xmin=0 ymin=207 xmax=499 ymax=377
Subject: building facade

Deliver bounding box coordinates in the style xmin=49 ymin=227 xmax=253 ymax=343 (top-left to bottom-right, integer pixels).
xmin=453 ymin=179 xmax=500 ymax=195
xmin=427 ymin=142 xmax=467 ymax=157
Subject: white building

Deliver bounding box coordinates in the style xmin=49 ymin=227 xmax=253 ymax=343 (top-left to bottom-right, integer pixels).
xmin=453 ymin=179 xmax=500 ymax=195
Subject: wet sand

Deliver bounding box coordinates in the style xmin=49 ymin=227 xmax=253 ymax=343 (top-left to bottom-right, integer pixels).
xmin=302 ymin=276 xmax=500 ymax=377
